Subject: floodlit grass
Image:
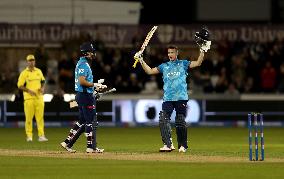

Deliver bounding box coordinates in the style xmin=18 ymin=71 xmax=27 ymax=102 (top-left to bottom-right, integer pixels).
xmin=0 ymin=127 xmax=283 ymax=179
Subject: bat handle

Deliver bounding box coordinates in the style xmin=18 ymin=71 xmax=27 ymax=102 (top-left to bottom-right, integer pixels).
xmin=133 ymin=50 xmax=143 ymax=68
xmin=133 ymin=58 xmax=139 ymax=68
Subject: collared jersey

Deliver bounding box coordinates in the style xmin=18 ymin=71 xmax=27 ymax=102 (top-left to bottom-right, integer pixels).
xmin=75 ymin=57 xmax=94 ymax=93
xmin=157 ymin=59 xmax=190 ymax=101
xmin=17 ymin=67 xmax=45 ymax=100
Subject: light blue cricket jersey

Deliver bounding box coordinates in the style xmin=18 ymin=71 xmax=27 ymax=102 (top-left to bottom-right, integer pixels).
xmin=157 ymin=59 xmax=191 ymax=101
xmin=74 ymin=57 xmax=94 ymax=93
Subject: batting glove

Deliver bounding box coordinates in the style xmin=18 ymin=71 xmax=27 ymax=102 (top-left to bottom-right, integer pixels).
xmin=200 ymin=40 xmax=211 ymax=52
xmin=134 ymin=51 xmax=144 ymax=63
xmin=95 ymin=84 xmax=107 ymax=91
xmin=93 ymin=78 xmax=107 ymax=91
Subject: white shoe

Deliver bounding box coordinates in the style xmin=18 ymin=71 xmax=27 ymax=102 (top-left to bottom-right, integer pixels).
xmin=95 ymin=148 xmax=104 ymax=153
xmin=178 ymin=146 xmax=187 ymax=153
xmin=26 ymin=137 xmax=32 ymax=142
xmin=159 ymin=145 xmax=172 ymax=152
xmin=38 ymin=136 xmax=48 ymax=142
xmin=171 ymin=144 xmax=176 ymax=150
xmin=60 ymin=142 xmax=76 ymax=153
xmin=86 ymin=148 xmax=104 ymax=153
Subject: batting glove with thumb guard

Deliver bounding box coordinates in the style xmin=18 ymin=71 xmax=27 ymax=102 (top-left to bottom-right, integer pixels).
xmin=134 ymin=51 xmax=143 ymax=63
xmin=93 ymin=83 xmax=107 ymax=91
xmin=134 ymin=51 xmax=143 ymax=58
xmin=96 ymin=84 xmax=107 ymax=91
xmin=200 ymin=40 xmax=211 ymax=52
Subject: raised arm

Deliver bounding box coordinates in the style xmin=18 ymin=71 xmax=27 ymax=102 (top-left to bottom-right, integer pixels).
xmin=189 ymin=51 xmax=205 ymax=68
xmin=135 ymin=53 xmax=159 ymax=75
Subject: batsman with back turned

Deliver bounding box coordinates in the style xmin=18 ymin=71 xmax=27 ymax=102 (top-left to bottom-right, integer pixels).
xmin=60 ymin=42 xmax=107 ymax=153
xmin=134 ymin=27 xmax=211 ymax=152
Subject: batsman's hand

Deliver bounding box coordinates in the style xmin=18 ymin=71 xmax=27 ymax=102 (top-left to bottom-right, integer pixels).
xmin=134 ymin=51 xmax=143 ymax=63
xmin=94 ymin=83 xmax=107 ymax=91
xmin=134 ymin=51 xmax=142 ymax=57
xmin=200 ymin=40 xmax=211 ymax=52
xmin=93 ymin=78 xmax=107 ymax=91
xmin=133 ymin=51 xmax=143 ymax=68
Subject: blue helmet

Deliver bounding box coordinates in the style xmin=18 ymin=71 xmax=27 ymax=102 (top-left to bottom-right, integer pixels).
xmin=80 ymin=42 xmax=96 ymax=53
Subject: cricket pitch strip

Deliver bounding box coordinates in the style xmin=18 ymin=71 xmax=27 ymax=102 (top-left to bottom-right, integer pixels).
xmin=0 ymin=149 xmax=283 ymax=163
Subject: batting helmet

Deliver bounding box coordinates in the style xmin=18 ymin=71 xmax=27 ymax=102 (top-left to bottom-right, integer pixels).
xmin=195 ymin=27 xmax=210 ymax=41
xmin=195 ymin=27 xmax=210 ymax=49
xmin=80 ymin=42 xmax=96 ymax=53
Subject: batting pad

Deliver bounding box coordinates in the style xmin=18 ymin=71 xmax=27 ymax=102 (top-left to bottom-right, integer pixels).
xmin=159 ymin=111 xmax=172 ymax=147
xmin=175 ymin=114 xmax=188 ymax=149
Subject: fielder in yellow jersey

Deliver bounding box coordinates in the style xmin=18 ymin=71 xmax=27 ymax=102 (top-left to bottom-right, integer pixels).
xmin=17 ymin=54 xmax=48 ymax=142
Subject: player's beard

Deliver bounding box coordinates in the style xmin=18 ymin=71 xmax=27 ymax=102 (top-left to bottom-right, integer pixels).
xmin=86 ymin=53 xmax=95 ymax=60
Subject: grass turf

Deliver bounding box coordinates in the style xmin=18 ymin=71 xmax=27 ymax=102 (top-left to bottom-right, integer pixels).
xmin=0 ymin=127 xmax=283 ymax=178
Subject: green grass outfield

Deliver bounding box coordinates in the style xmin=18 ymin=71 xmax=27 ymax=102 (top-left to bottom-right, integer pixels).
xmin=0 ymin=127 xmax=283 ymax=179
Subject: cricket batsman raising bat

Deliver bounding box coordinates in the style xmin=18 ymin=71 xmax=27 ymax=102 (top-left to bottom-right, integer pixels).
xmin=134 ymin=26 xmax=211 ymax=153
xmin=133 ymin=26 xmax=158 ymax=68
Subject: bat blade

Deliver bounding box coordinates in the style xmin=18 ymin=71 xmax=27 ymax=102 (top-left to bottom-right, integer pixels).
xmin=133 ymin=26 xmax=158 ymax=68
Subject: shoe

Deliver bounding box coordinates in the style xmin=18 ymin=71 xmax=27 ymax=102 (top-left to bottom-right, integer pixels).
xmin=171 ymin=144 xmax=176 ymax=151
xmin=26 ymin=137 xmax=32 ymax=142
xmin=86 ymin=147 xmax=104 ymax=153
xmin=159 ymin=145 xmax=172 ymax=152
xmin=95 ymin=148 xmax=104 ymax=153
xmin=178 ymin=146 xmax=187 ymax=153
xmin=60 ymin=142 xmax=76 ymax=153
xmin=38 ymin=136 xmax=48 ymax=142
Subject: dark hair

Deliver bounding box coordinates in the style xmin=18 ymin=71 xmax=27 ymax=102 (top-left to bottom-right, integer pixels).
xmin=167 ymin=45 xmax=178 ymax=51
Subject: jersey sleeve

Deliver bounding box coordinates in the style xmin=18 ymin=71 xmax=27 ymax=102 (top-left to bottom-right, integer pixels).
xmin=183 ymin=60 xmax=190 ymax=70
xmin=17 ymin=71 xmax=26 ymax=87
xmin=157 ymin=63 xmax=164 ymax=73
xmin=39 ymin=69 xmax=45 ymax=82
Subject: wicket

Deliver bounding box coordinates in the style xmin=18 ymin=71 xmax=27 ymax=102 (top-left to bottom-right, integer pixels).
xmin=248 ymin=112 xmax=264 ymax=161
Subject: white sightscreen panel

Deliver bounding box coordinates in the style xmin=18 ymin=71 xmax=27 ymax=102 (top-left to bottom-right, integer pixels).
xmin=0 ymin=0 xmax=141 ymax=24
xmin=33 ymin=7 xmax=72 ymax=23
xmin=75 ymin=1 xmax=141 ymax=24
xmin=197 ymin=0 xmax=271 ymax=21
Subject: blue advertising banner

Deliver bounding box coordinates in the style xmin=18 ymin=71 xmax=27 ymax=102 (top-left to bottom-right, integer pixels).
xmin=1 ymin=99 xmax=284 ymax=127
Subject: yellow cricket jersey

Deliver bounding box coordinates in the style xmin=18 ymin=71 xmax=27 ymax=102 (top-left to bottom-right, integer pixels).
xmin=17 ymin=67 xmax=45 ymax=100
